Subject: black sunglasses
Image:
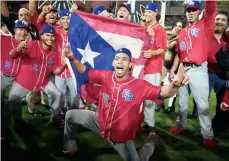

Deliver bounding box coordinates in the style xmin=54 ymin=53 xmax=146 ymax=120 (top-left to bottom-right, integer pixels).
xmin=186 ymin=8 xmax=199 ymax=13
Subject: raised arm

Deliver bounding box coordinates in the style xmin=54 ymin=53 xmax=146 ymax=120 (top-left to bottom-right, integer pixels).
xmin=203 ymin=0 xmax=217 ymax=31
xmin=10 ymin=37 xmax=30 ymax=58
xmin=1 ymin=1 xmax=9 ymax=17
xmin=64 ymin=45 xmax=86 ymax=74
xmin=29 ymin=0 xmax=37 ymax=16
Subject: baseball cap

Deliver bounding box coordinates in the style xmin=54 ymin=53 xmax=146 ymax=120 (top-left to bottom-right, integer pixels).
xmin=93 ymin=5 xmax=106 ymax=15
xmin=184 ymin=0 xmax=201 ymax=9
xmin=58 ymin=9 xmax=70 ymax=18
xmin=118 ymin=3 xmax=131 ymax=13
xmin=145 ymin=2 xmax=159 ymax=12
xmin=14 ymin=20 xmax=29 ymax=30
xmin=51 ymin=6 xmax=58 ymax=12
xmin=41 ymin=24 xmax=56 ymax=34
xmin=115 ymin=48 xmax=132 ymax=58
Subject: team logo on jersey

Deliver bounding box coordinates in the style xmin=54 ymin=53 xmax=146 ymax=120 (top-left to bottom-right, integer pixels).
xmin=48 ymin=60 xmax=54 ymax=67
xmin=179 ymin=41 xmax=186 ymax=51
xmin=33 ymin=64 xmax=39 ymax=71
xmin=191 ymin=28 xmax=200 ymax=37
xmin=4 ymin=61 xmax=11 ymax=69
xmin=103 ymin=93 xmax=109 ymax=104
xmin=151 ymin=37 xmax=155 ymax=44
xmin=122 ymin=89 xmax=133 ymax=101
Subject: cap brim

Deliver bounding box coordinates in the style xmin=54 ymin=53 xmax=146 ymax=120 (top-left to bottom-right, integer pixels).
xmin=118 ymin=4 xmax=131 ymax=13
xmin=15 ymin=26 xmax=30 ymax=31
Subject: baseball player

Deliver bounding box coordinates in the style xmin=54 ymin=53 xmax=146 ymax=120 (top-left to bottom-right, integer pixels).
xmin=117 ymin=3 xmax=131 ymax=22
xmin=62 ymin=47 xmax=189 ymax=161
xmin=55 ymin=9 xmax=83 ymax=115
xmin=37 ymin=5 xmax=59 ymax=30
xmin=142 ymin=2 xmax=167 ymax=132
xmin=1 ymin=20 xmax=29 ymax=139
xmin=8 ymin=25 xmax=65 ymax=130
xmin=169 ymin=0 xmax=216 ymax=149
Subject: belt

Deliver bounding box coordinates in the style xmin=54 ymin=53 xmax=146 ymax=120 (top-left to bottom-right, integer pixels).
xmin=183 ymin=63 xmax=200 ymax=68
xmin=2 ymin=73 xmax=15 ymax=78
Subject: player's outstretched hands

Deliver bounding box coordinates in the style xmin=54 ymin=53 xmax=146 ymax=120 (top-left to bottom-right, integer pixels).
xmin=172 ymin=63 xmax=190 ymax=87
xmin=17 ymin=36 xmax=29 ymax=52
xmin=64 ymin=43 xmax=75 ymax=60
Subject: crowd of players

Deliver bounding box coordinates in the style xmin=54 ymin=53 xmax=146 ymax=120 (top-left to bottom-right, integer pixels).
xmin=1 ymin=0 xmax=229 ymax=160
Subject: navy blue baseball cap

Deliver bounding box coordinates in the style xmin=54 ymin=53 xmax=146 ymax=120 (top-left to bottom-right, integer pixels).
xmin=184 ymin=0 xmax=201 ymax=9
xmin=58 ymin=9 xmax=70 ymax=18
xmin=118 ymin=3 xmax=131 ymax=13
xmin=93 ymin=5 xmax=106 ymax=15
xmin=14 ymin=20 xmax=29 ymax=29
xmin=115 ymin=48 xmax=132 ymax=58
xmin=145 ymin=2 xmax=159 ymax=12
xmin=41 ymin=24 xmax=56 ymax=34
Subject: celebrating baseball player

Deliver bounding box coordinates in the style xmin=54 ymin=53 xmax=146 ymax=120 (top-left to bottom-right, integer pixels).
xmin=62 ymin=46 xmax=189 ymax=161
xmin=7 ymin=24 xmax=66 ymax=133
xmin=169 ymin=0 xmax=216 ymax=149
xmin=142 ymin=2 xmax=167 ymax=132
xmin=1 ymin=20 xmax=29 ymax=139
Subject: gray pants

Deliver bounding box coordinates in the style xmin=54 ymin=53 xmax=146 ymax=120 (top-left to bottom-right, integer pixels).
xmin=64 ymin=110 xmax=157 ymax=161
xmin=144 ymin=73 xmax=161 ymax=127
xmin=176 ymin=62 xmax=214 ymax=139
xmin=8 ymin=81 xmax=61 ymax=120
xmin=1 ymin=73 xmax=15 ymax=103
xmin=55 ymin=76 xmax=78 ymax=111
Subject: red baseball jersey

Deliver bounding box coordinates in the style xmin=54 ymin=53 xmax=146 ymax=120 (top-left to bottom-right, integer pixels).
xmin=88 ymin=70 xmax=162 ymax=142
xmin=55 ymin=28 xmax=72 ymax=78
xmin=177 ymin=1 xmax=216 ymax=65
xmin=15 ymin=40 xmax=60 ymax=91
xmin=207 ymin=34 xmax=228 ymax=73
xmin=144 ymin=23 xmax=167 ymax=75
xmin=1 ymin=35 xmax=21 ymax=76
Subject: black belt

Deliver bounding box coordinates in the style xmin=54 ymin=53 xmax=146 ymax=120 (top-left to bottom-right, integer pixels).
xmin=183 ymin=63 xmax=200 ymax=68
xmin=2 ymin=73 xmax=15 ymax=78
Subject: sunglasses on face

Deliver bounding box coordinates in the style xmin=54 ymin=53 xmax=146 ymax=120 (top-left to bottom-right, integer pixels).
xmin=186 ymin=8 xmax=199 ymax=13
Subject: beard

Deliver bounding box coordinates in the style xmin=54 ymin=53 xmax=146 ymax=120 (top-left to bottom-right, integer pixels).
xmin=214 ymin=24 xmax=225 ymax=34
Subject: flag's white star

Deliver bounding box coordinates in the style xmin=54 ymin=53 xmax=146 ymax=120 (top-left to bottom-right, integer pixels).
xmin=77 ymin=42 xmax=101 ymax=68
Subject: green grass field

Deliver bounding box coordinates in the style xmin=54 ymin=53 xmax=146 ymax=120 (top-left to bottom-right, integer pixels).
xmin=2 ymin=92 xmax=229 ymax=161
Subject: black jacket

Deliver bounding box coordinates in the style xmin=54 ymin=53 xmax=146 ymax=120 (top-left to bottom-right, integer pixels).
xmin=216 ymin=46 xmax=229 ymax=71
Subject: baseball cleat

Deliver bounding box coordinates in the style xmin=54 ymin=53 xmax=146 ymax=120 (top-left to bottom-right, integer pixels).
xmin=170 ymin=127 xmax=182 ymax=135
xmin=203 ymin=139 xmax=214 ymax=149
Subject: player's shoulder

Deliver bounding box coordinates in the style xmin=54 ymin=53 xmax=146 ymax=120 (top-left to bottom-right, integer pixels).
xmin=0 ymin=33 xmax=12 ymax=40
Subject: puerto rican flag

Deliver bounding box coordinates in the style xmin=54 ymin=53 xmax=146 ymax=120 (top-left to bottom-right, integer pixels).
xmin=67 ymin=10 xmax=151 ymax=104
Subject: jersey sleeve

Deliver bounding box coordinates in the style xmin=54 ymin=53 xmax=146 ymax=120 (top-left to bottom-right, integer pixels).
xmin=88 ymin=70 xmax=111 ymax=85
xmin=30 ymin=12 xmax=40 ymax=29
xmin=155 ymin=28 xmax=167 ymax=51
xmin=203 ymin=0 xmax=217 ymax=32
xmin=142 ymin=81 xmax=164 ymax=104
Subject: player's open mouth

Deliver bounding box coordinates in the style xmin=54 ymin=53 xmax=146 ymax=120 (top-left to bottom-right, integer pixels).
xmin=116 ymin=67 xmax=123 ymax=73
xmin=119 ymin=15 xmax=124 ymax=18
